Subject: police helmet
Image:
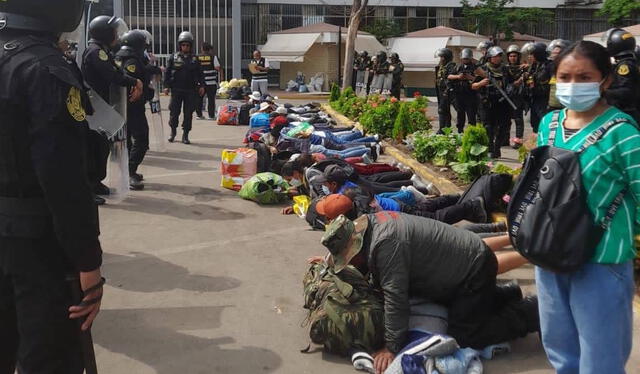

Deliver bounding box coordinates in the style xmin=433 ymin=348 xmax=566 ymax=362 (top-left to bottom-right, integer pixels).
xmin=547 ymin=39 xmax=570 ymax=53
xmin=461 ymin=48 xmax=474 ymax=60
xmin=435 ymin=48 xmax=453 ymax=61
xmin=138 ymin=29 xmax=153 ymax=49
xmin=121 ymin=30 xmax=147 ymax=55
xmin=521 ymin=42 xmax=535 ymax=55
xmin=360 ymin=50 xmax=369 ymax=58
xmin=605 ymin=28 xmax=637 ymax=58
xmin=0 ymin=0 xmax=84 ymax=33
xmin=376 ymin=50 xmax=387 ymax=62
xmin=390 ymin=52 xmax=400 ymax=62
xmin=487 ymin=46 xmax=504 ymax=58
xmin=507 ymin=44 xmax=521 ymax=55
xmin=531 ymin=42 xmax=549 ymax=62
xmin=635 ymin=44 xmax=640 ymax=60
xmin=477 ymin=41 xmax=493 ymax=52
xmin=89 ymin=16 xmax=129 ymax=45
xmin=178 ymin=31 xmax=194 ymax=46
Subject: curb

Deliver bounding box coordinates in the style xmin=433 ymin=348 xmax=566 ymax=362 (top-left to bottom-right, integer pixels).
xmin=321 ymin=104 xmax=462 ymax=196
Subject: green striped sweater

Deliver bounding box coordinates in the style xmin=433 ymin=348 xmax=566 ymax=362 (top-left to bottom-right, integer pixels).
xmin=537 ymin=107 xmax=640 ymax=264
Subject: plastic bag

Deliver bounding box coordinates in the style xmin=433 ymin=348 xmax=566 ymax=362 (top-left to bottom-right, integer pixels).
xmin=238 ymin=172 xmax=290 ymax=204
xmin=293 ymin=195 xmax=311 ymax=218
xmin=286 ymin=122 xmax=314 ymax=138
xmin=221 ymin=148 xmax=258 ymax=191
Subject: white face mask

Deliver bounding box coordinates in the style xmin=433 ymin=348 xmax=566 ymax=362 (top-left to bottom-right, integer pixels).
xmin=289 ymin=178 xmax=302 ymax=187
xmin=555 ymin=81 xmax=602 ymax=112
xmin=321 ymin=185 xmax=331 ymax=196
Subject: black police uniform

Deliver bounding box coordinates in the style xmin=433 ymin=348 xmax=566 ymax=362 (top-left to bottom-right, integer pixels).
xmin=435 ymin=60 xmax=457 ymax=131
xmin=82 ymin=40 xmax=138 ymax=193
xmin=526 ymin=60 xmax=551 ymax=133
xmin=476 ymin=62 xmax=512 ymax=158
xmin=116 ymin=48 xmax=150 ymax=178
xmin=390 ymin=60 xmax=404 ymax=99
xmin=164 ymin=51 xmax=205 ymax=136
xmin=452 ymin=62 xmax=479 ymax=132
xmin=506 ymin=62 xmax=526 ymax=140
xmin=0 ymin=34 xmax=102 ymax=373
xmin=608 ymin=56 xmax=640 ymax=124
xmin=196 ymin=53 xmax=220 ymax=119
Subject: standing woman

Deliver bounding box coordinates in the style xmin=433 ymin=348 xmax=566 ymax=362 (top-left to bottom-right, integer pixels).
xmin=535 ymin=41 xmax=638 ymax=374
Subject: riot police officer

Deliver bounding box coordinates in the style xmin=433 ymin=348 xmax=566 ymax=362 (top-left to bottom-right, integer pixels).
xmin=116 ymin=30 xmax=151 ymax=191
xmin=389 ymin=53 xmax=404 ymax=99
xmin=472 ymin=46 xmax=512 ymax=158
xmin=355 ymin=51 xmax=371 ymax=95
xmin=546 ymin=39 xmax=569 ymax=112
xmin=435 ymin=48 xmax=457 ymax=132
xmin=82 ymin=15 xmax=143 ymax=197
xmin=523 ymin=42 xmax=551 ymax=133
xmin=196 ymin=42 xmax=223 ymax=120
xmin=164 ymin=31 xmax=205 ymax=144
xmin=448 ymin=48 xmax=480 ymax=132
xmin=370 ymin=51 xmax=390 ymax=94
xmin=476 ymin=41 xmax=493 ymax=67
xmin=605 ymin=28 xmax=640 ymax=124
xmin=0 ymin=1 xmax=104 ymax=372
xmin=506 ymin=44 xmax=526 ymax=147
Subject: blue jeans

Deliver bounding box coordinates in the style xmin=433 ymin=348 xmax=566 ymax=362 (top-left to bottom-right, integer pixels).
xmin=321 ymin=131 xmax=377 ymax=144
xmin=536 ymin=262 xmax=635 ymax=374
xmin=377 ymin=189 xmax=416 ymax=206
xmin=310 ymin=144 xmax=370 ymax=159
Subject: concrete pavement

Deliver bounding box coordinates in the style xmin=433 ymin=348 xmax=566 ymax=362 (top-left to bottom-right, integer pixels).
xmin=92 ymin=99 xmax=639 ymax=373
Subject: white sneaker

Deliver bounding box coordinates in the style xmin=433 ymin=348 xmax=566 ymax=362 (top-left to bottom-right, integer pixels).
xmin=406 ymin=185 xmax=428 ymax=204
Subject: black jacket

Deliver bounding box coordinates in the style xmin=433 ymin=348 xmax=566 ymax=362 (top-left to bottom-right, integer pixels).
xmin=82 ymin=40 xmax=137 ymax=103
xmin=164 ymin=52 xmax=205 ymax=91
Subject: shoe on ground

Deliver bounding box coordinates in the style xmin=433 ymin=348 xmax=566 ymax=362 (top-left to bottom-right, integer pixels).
xmin=470 ymin=196 xmax=488 ymax=223
xmin=405 ymin=185 xmax=428 ymax=204
xmin=369 ymin=145 xmax=379 ymax=162
xmin=168 ymin=128 xmax=177 ymax=142
xmin=410 ymin=175 xmax=440 ymax=196
xmin=510 ymin=137 xmax=523 ymax=149
xmin=94 ymin=195 xmax=106 ymax=205
xmin=361 ymin=153 xmax=373 ymax=164
xmin=133 ymin=173 xmax=144 ymax=181
xmin=94 ymin=182 xmax=110 ymax=196
xmin=182 ymin=132 xmax=191 ymax=144
xmin=129 ymin=177 xmax=145 ymax=191
xmin=196 ymin=115 xmax=205 ymax=120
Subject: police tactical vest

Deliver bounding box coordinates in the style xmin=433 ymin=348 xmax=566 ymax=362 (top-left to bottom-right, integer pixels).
xmin=198 ymin=54 xmax=219 ymax=86
xmin=251 ymin=57 xmax=267 ymax=80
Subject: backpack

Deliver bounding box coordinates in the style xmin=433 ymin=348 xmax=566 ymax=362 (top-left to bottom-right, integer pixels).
xmin=238 ymin=103 xmax=253 ymax=126
xmin=217 ymin=105 xmax=238 ymax=126
xmin=458 ymin=173 xmax=514 ymax=214
xmin=238 ymin=172 xmax=289 ymax=204
xmin=507 ymin=111 xmax=627 ymax=272
xmin=249 ymin=142 xmax=272 ymax=173
xmin=302 ymin=262 xmax=385 ymax=356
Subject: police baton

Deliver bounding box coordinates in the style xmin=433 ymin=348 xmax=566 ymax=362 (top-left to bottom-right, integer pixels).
xmin=66 ymin=274 xmax=99 ymax=374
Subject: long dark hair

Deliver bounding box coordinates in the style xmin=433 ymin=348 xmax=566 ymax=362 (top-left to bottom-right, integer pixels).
xmin=554 ymin=40 xmax=612 ymax=79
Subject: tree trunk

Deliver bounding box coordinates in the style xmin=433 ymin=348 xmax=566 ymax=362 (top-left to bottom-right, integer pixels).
xmin=342 ymin=0 xmax=368 ymax=89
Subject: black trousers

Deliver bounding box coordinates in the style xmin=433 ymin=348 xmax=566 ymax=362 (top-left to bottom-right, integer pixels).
xmin=482 ymin=101 xmax=511 ymax=156
xmin=363 ymin=171 xmax=413 ymax=184
xmin=455 ymin=93 xmax=478 ymax=132
xmin=446 ymin=250 xmax=534 ymax=349
xmin=437 ymin=93 xmax=453 ymax=131
xmin=391 ymin=83 xmax=402 ymax=100
xmin=196 ymin=85 xmax=217 ymax=118
xmin=0 ymin=235 xmax=83 ymax=374
xmin=127 ymin=105 xmax=150 ymax=176
xmin=169 ymin=89 xmax=197 ymax=132
xmin=358 ymin=178 xmax=412 ymax=194
xmin=400 ymin=194 xmax=475 ymax=224
xmin=511 ymin=107 xmax=525 ymax=139
xmin=85 ymin=129 xmax=110 ymax=190
xmin=530 ymin=96 xmax=548 ymax=133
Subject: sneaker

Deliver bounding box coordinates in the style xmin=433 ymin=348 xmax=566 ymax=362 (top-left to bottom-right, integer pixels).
xmin=405 ymin=185 xmax=428 ymax=204
xmin=470 ymin=196 xmax=488 ymax=223
xmin=94 ymin=182 xmax=110 ymax=196
xmin=129 ymin=177 xmax=145 ymax=191
xmin=196 ymin=115 xmax=205 ymax=120
xmin=133 ymin=173 xmax=144 ymax=181
xmin=373 ymin=134 xmax=380 ymax=142
xmin=361 ymin=152 xmax=373 ymax=164
xmin=410 ymin=175 xmax=440 ymax=196
xmin=369 ymin=145 xmax=379 ymax=162
xmin=510 ymin=137 xmax=523 ymax=149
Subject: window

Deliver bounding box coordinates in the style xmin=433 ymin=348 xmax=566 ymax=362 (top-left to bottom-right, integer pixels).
xmin=394 ymin=7 xmax=407 ymax=17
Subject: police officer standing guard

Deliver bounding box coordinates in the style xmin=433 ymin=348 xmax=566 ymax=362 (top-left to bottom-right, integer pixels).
xmin=116 ymin=30 xmax=151 ymax=191
xmin=505 ymin=45 xmax=526 ymax=147
xmin=605 ymin=28 xmax=640 ymax=124
xmin=82 ymin=15 xmax=143 ymax=197
xmin=448 ymin=48 xmax=480 ymax=133
xmin=435 ymin=48 xmax=457 ymax=132
xmin=0 ymin=1 xmax=104 ymax=372
xmin=389 ymin=53 xmax=404 ymax=99
xmin=523 ymin=42 xmax=551 ymax=133
xmin=196 ymin=42 xmax=223 ymax=120
xmin=164 ymin=31 xmax=205 ymax=145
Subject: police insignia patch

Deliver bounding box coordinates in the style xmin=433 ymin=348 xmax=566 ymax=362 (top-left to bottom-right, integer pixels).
xmin=66 ymin=87 xmax=86 ymax=122
xmin=98 ymin=49 xmax=108 ymax=61
xmin=126 ymin=64 xmax=136 ymax=73
xmin=618 ymin=64 xmax=630 ymax=76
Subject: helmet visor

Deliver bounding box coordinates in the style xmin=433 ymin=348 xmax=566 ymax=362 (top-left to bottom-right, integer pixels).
xmin=111 ymin=18 xmax=130 ymax=40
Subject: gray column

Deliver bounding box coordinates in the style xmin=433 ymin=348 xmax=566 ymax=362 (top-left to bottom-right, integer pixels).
xmin=113 ymin=0 xmax=124 ymax=18
xmin=232 ymin=1 xmax=242 ymax=79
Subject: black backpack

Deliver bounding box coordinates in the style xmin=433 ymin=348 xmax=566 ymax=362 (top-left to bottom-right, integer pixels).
xmin=238 ymin=103 xmax=253 ymax=126
xmin=507 ymin=111 xmax=627 ymax=272
xmin=458 ymin=173 xmax=513 ymax=214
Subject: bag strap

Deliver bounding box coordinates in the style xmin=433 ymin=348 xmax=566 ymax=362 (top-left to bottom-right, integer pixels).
xmin=547 ymin=110 xmax=562 ymax=146
xmin=577 ymin=118 xmax=630 ymax=153
xmin=0 ymin=36 xmax=53 ymax=71
xmin=601 ymin=188 xmax=626 ymax=230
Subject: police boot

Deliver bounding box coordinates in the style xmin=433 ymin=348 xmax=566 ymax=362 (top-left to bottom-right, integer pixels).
xmin=129 ymin=174 xmax=145 ymax=191
xmin=168 ymin=128 xmax=177 ymax=142
xmin=182 ymin=131 xmax=191 ymax=145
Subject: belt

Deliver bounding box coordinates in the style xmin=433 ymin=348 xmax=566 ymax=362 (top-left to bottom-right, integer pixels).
xmin=0 ymin=196 xmax=49 ymax=216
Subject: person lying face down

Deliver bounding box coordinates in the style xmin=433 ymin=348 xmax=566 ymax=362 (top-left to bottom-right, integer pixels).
xmin=320 ymin=213 xmax=540 ymax=374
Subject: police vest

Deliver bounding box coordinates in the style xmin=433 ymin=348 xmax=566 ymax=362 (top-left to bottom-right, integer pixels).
xmin=198 ymin=54 xmax=219 ymax=86
xmin=250 ymin=58 xmax=267 ymax=80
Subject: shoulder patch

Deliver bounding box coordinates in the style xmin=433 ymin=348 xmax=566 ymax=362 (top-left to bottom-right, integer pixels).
xmin=66 ymin=87 xmax=86 ymax=122
xmin=549 ymin=76 xmax=557 ymax=84
xmin=126 ymin=64 xmax=136 ymax=73
xmin=617 ymin=64 xmax=630 ymax=76
xmin=115 ymin=60 xmax=122 ymax=68
xmin=98 ymin=49 xmax=108 ymax=61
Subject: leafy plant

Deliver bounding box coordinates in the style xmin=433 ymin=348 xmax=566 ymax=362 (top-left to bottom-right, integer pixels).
xmin=450 ymin=160 xmax=490 ymax=183
xmin=332 ymin=87 xmax=356 ymax=112
xmin=329 ymin=83 xmax=340 ymax=102
xmin=342 ymin=96 xmax=367 ymax=119
xmin=359 ymin=97 xmax=399 ymax=138
xmin=458 ymin=124 xmax=489 ymax=163
xmin=412 ymin=129 xmax=460 ymax=166
xmin=361 ymin=19 xmax=403 ymax=43
xmin=407 ymin=95 xmax=431 ymax=132
xmin=491 ymin=162 xmax=520 ymax=176
xmin=597 ymin=0 xmax=640 ymax=26
xmin=392 ymin=102 xmax=414 ymax=142
xmin=461 ymin=0 xmax=553 ymax=41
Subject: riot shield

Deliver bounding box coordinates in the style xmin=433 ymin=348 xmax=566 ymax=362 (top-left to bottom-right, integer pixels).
xmin=86 ymin=90 xmax=126 ymax=139
xmin=106 ymin=86 xmax=130 ymax=203
xmin=358 ymin=71 xmax=369 ymax=97
xmin=370 ymin=73 xmax=384 ymax=95
xmin=355 ymin=70 xmax=365 ymax=96
xmin=148 ymin=77 xmax=167 ymax=152
xmin=381 ymin=73 xmax=393 ymax=96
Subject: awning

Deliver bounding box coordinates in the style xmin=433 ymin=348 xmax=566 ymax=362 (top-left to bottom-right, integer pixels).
xmin=353 ymin=35 xmax=386 ymax=54
xmin=261 ymin=33 xmax=320 ymax=62
xmin=388 ymin=36 xmax=449 ymax=71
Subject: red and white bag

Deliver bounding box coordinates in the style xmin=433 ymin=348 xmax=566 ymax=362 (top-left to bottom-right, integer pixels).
xmin=220 ymin=148 xmax=257 ymax=191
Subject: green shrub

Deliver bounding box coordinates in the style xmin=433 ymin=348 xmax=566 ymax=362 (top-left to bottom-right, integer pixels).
xmin=458 ymin=124 xmax=489 ymax=163
xmin=450 ymin=160 xmax=490 ymax=183
xmin=342 ymin=96 xmax=367 ymax=119
xmin=329 ymin=83 xmax=340 ymax=102
xmin=407 ymin=96 xmax=431 ymax=132
xmin=412 ymin=129 xmax=460 ymax=166
xmin=491 ymin=162 xmax=520 ymax=176
xmin=392 ymin=102 xmax=414 ymax=141
xmin=359 ymin=97 xmax=399 ymax=137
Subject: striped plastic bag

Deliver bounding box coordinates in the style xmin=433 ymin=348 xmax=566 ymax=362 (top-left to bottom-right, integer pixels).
xmin=220 ymin=148 xmax=257 ymax=191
